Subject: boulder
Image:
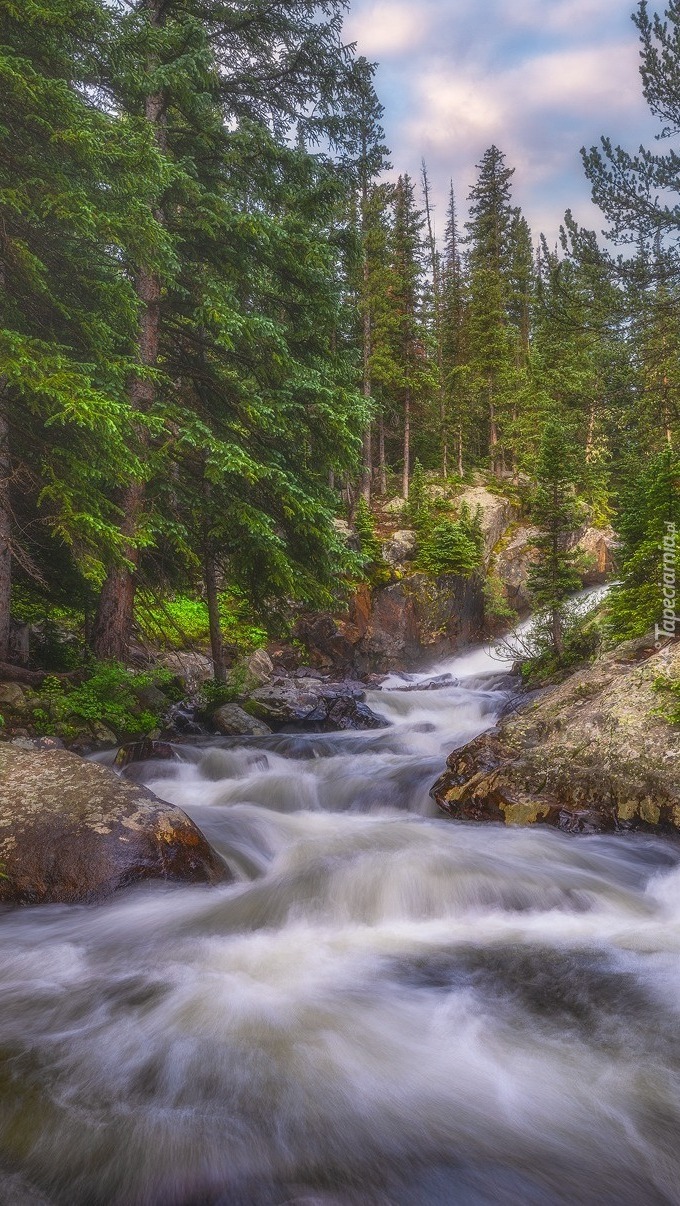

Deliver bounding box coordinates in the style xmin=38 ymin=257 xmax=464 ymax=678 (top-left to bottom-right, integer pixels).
xmin=244 ymin=678 xmax=387 ymax=730
xmin=212 ymin=703 xmax=273 ymax=737
xmin=0 ymin=682 xmax=29 ymax=710
xmin=383 ymin=496 xmax=407 ymax=515
xmin=243 ymin=648 xmax=274 ymax=687
xmin=383 ymin=529 xmax=417 ymax=566
xmin=456 ymin=486 xmax=519 ymax=561
xmin=0 ymin=746 xmax=229 ymax=904
xmin=431 ymin=637 xmax=680 ymax=833
xmin=156 ymin=650 xmax=214 ymax=695
xmin=494 ymin=524 xmax=539 ymax=613
xmin=574 ymin=525 xmax=618 ymax=584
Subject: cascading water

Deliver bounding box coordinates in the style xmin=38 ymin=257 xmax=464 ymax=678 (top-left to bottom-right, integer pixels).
xmin=2 ymin=602 xmax=680 ymax=1205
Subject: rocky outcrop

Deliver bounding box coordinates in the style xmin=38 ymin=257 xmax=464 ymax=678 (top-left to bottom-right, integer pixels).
xmin=0 ymin=746 xmax=229 ymax=904
xmin=493 ymin=523 xmax=617 ymax=614
xmin=244 ymin=677 xmax=387 ymax=730
xmin=432 ymin=637 xmax=680 ymax=833
xmin=456 ymin=485 xmax=520 ymax=562
xmin=383 ymin=529 xmax=417 ymax=566
xmin=296 ymin=573 xmax=485 ymax=676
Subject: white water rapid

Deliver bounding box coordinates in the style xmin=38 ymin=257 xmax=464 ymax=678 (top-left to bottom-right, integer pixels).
xmin=3 ymin=609 xmax=680 ymax=1205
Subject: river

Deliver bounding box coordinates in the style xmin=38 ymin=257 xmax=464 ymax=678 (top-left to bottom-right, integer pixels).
xmin=2 ymin=626 xmax=680 ymax=1205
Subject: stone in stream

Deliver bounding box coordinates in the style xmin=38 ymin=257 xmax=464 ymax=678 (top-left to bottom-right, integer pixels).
xmin=431 ymin=636 xmax=680 ymax=833
xmin=0 ymin=745 xmax=230 ymax=905
xmin=212 ymin=703 xmax=273 ymax=737
xmin=244 ymin=678 xmax=388 ymax=730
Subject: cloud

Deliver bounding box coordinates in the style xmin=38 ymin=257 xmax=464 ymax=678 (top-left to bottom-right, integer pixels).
xmin=344 ymin=2 xmax=431 ymax=56
xmin=345 ymin=0 xmax=656 ymax=242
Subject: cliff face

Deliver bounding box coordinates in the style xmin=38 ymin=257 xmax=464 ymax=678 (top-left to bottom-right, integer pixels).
xmin=295 ymin=572 xmax=486 ymax=675
xmin=432 ymin=637 xmax=680 ymax=834
xmin=295 ymin=480 xmax=615 ymax=677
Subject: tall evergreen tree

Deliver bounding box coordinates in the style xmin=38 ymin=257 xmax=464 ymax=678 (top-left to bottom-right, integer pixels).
xmin=528 ymin=422 xmax=583 ymax=656
xmin=91 ymin=0 xmax=364 ymax=661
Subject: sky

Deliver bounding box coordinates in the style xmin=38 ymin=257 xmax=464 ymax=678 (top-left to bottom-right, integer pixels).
xmin=343 ymin=0 xmax=661 ymax=245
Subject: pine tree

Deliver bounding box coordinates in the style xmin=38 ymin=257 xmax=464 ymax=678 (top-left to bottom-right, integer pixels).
xmin=91 ymin=0 xmax=362 ymax=661
xmin=528 ymin=422 xmax=583 ymax=656
xmin=465 ymin=146 xmax=519 ymax=473
xmin=342 ymin=57 xmax=391 ymax=502
xmin=0 ymin=0 xmax=162 ymax=665
xmin=608 ymin=445 xmax=680 ymax=639
xmin=441 ymin=184 xmax=470 ymax=475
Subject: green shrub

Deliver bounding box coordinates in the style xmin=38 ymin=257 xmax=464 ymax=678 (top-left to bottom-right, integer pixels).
xmin=483 ymin=574 xmax=516 ymax=623
xmin=36 ymin=664 xmax=176 ymax=740
xmin=416 ymin=520 xmax=481 ymax=577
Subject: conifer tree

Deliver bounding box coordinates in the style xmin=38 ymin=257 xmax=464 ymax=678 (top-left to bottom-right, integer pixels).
xmin=441 ymin=184 xmax=470 ymax=475
xmin=465 ymin=146 xmax=519 ymax=473
xmin=0 ymin=0 xmax=161 ymax=664
xmin=91 ymin=0 xmax=365 ymax=662
xmin=528 ymin=422 xmax=582 ymax=656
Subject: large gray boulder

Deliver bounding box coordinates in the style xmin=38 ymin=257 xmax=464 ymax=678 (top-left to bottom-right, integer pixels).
xmin=0 ymin=746 xmax=229 ymax=904
xmin=456 ymin=486 xmax=519 ymax=561
xmin=244 ymin=678 xmax=387 ymax=730
xmin=212 ymin=703 xmax=272 ymax=737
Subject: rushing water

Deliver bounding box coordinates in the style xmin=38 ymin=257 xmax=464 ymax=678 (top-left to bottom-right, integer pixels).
xmin=3 ymin=624 xmax=680 ymax=1205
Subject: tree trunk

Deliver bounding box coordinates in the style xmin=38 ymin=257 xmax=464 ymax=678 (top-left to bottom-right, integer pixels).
xmin=552 ymin=607 xmax=564 ymax=658
xmin=0 ymin=388 xmax=11 ymax=664
xmin=457 ymin=424 xmax=464 ymax=477
xmin=360 ymin=249 xmax=372 ymax=502
xmin=378 ymin=416 xmax=387 ymax=495
xmin=402 ymin=389 xmax=411 ymax=499
xmin=204 ymin=551 xmax=227 ymax=684
xmin=489 ymin=383 xmax=498 ymax=475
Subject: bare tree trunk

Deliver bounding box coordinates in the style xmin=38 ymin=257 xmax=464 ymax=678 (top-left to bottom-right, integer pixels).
xmin=204 ymin=551 xmax=227 ymax=684
xmin=360 ymin=253 xmax=372 ymax=502
xmin=402 ymin=389 xmax=411 ymax=499
xmin=378 ymin=416 xmax=387 ymax=495
xmin=0 ymin=388 xmax=11 ymax=664
xmin=585 ymin=403 xmax=596 ymax=463
xmin=92 ymin=0 xmax=166 ymax=661
xmin=457 ymin=424 xmax=464 ymax=477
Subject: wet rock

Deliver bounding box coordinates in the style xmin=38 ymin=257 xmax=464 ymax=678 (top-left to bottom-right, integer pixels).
xmin=212 ymin=703 xmax=273 ymax=737
xmin=296 ymin=574 xmax=486 ymax=676
xmin=432 ymin=638 xmax=680 ymax=833
xmin=0 ymin=746 xmax=229 ymax=904
xmin=114 ymin=739 xmax=182 ymax=769
xmin=244 ymin=678 xmax=387 ymax=731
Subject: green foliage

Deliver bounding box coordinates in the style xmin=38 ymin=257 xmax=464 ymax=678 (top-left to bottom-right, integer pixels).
xmin=35 ymin=664 xmax=176 ymax=739
xmin=653 ymin=671 xmax=680 ymax=725
xmin=483 ymin=573 xmax=517 ymax=624
xmin=136 ymin=592 xmax=269 ymax=652
xmin=514 ymin=608 xmax=603 ymax=688
xmin=417 ymin=519 xmax=481 ymax=577
xmin=527 ymin=422 xmax=583 ymax=654
xmin=354 ymin=497 xmax=384 ymax=567
xmin=406 ymin=460 xmax=431 ymax=531
xmin=607 ymin=445 xmax=680 ymax=639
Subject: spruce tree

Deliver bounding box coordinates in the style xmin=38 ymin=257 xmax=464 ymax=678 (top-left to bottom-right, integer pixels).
xmin=528 ymin=422 xmax=582 ymax=657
